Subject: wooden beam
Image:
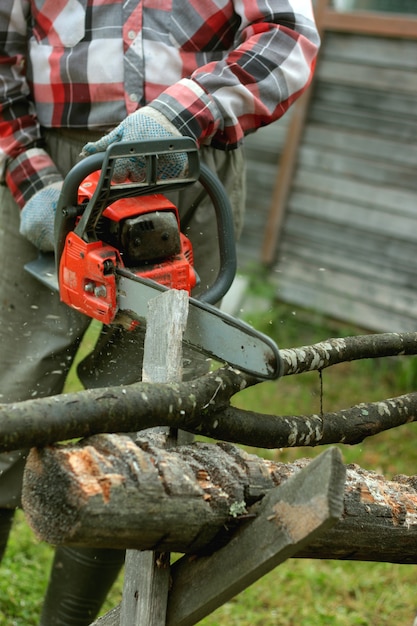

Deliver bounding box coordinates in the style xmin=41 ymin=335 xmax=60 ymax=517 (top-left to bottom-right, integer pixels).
xmin=91 ymin=447 xmax=346 ymax=626
xmin=120 ymin=289 xmax=189 ymax=626
xmin=323 ymin=9 xmax=417 ymax=39
xmin=165 ymin=447 xmax=345 ymax=626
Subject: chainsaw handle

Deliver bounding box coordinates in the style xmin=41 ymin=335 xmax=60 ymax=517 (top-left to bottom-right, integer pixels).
xmin=55 ymin=138 xmax=201 ymax=269
xmin=54 ymin=151 xmax=104 ymax=273
xmin=54 ymin=139 xmax=236 ymax=305
xmin=197 ymin=163 xmax=236 ymax=304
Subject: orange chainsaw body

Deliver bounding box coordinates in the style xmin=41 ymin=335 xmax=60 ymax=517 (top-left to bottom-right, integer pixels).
xmin=59 ymin=171 xmax=197 ymax=325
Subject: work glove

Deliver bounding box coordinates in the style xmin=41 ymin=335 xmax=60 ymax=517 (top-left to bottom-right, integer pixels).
xmin=81 ymin=106 xmax=187 ymax=183
xmin=19 ymin=181 xmax=63 ymax=252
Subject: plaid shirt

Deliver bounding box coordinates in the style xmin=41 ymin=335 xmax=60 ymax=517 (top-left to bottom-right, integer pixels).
xmin=0 ymin=0 xmax=319 ymax=207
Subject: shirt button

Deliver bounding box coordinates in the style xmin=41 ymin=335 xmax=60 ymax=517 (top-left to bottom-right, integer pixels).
xmin=128 ymin=30 xmax=136 ymax=40
xmin=129 ymin=93 xmax=138 ymax=103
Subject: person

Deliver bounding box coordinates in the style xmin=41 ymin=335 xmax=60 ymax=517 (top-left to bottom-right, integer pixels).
xmin=0 ymin=1 xmax=320 ymax=623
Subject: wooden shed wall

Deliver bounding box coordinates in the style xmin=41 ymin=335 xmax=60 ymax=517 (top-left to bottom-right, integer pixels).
xmin=238 ymin=30 xmax=417 ymax=332
xmin=236 ymin=118 xmax=291 ymax=270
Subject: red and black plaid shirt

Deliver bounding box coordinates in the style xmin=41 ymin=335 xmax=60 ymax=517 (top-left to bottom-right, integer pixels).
xmin=0 ymin=0 xmax=319 ymax=207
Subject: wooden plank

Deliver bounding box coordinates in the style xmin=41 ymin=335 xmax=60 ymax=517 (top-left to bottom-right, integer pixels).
xmin=298 ymin=145 xmax=417 ymax=190
xmin=317 ymin=58 xmax=417 ymax=93
xmin=312 ymin=82 xmax=417 ymax=118
xmin=165 ymin=448 xmax=346 ymax=626
xmin=120 ymin=289 xmax=189 ymax=626
xmin=280 ymin=216 xmax=417 ymax=282
xmin=288 ymin=190 xmax=417 ymax=241
xmin=276 ymin=280 xmax=417 ymax=333
xmin=291 ymin=169 xmax=417 ymax=217
xmin=302 ymin=125 xmax=417 ymax=168
xmin=279 ymin=238 xmax=416 ymax=291
xmin=281 ymin=208 xmax=417 ymax=267
xmin=276 ymin=260 xmax=417 ymax=319
xmin=322 ymin=9 xmax=417 ymax=39
xmin=308 ymin=101 xmax=417 ymax=141
xmin=320 ymin=31 xmax=417 ymax=68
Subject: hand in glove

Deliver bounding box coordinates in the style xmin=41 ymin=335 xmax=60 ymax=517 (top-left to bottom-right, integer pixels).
xmin=19 ymin=181 xmax=62 ymax=252
xmin=81 ymin=107 xmax=187 ymax=183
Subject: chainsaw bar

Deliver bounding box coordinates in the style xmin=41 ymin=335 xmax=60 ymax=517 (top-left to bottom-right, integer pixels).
xmin=25 ymin=255 xmax=282 ymax=379
xmin=117 ymin=269 xmax=283 ymax=380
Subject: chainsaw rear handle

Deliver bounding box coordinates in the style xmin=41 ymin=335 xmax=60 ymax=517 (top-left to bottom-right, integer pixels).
xmin=54 ymin=138 xmax=236 ymax=305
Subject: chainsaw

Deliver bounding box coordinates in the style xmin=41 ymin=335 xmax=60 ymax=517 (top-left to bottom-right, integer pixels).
xmin=26 ymin=138 xmax=282 ymax=380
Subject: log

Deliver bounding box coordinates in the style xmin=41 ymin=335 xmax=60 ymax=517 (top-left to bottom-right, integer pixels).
xmin=22 ymin=437 xmax=417 ymax=563
xmin=165 ymin=445 xmax=345 ymax=626
xmin=92 ymin=446 xmax=345 ymax=626
xmin=23 ymin=434 xmax=281 ymax=553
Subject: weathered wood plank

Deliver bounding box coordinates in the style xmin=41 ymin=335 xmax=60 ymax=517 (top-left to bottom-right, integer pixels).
xmin=308 ymin=100 xmax=417 ymax=141
xmin=276 ymin=260 xmax=417 ymax=320
xmin=320 ymin=31 xmax=417 ymax=68
xmin=322 ymin=9 xmax=417 ymax=40
xmin=287 ymin=192 xmax=417 ymax=242
xmin=282 ymin=212 xmax=417 ymax=270
xmin=312 ymin=82 xmax=417 ymax=120
xmin=276 ymin=280 xmax=417 ymax=333
xmin=298 ymin=146 xmax=417 ymax=191
xmin=303 ymin=125 xmax=417 ymax=169
xmin=317 ymin=58 xmax=417 ymax=93
xmin=165 ymin=448 xmax=345 ymax=626
xmin=120 ymin=289 xmax=189 ymax=626
xmin=291 ymin=170 xmax=417 ymax=217
xmin=278 ymin=238 xmax=416 ymax=292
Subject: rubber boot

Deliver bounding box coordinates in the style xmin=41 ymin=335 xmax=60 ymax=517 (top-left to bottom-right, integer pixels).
xmin=39 ymin=546 xmax=125 ymax=626
xmin=0 ymin=508 xmax=15 ymax=562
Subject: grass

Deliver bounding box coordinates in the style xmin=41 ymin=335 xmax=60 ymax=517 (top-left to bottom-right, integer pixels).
xmin=2 ymin=287 xmax=417 ymax=625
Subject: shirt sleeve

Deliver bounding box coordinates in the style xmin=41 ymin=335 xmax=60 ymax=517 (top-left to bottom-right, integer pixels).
xmin=150 ymin=0 xmax=320 ymax=149
xmin=0 ymin=0 xmax=61 ymax=207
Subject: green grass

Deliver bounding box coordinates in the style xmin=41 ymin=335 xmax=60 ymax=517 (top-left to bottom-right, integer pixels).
xmin=2 ymin=295 xmax=417 ymax=625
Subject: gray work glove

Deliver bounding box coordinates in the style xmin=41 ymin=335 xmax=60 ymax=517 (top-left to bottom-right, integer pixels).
xmin=81 ymin=106 xmax=186 ymax=183
xmin=19 ymin=181 xmax=63 ymax=252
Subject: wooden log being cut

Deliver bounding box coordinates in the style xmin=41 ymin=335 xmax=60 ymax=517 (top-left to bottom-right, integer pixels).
xmin=23 ymin=434 xmax=286 ymax=554
xmin=93 ymin=444 xmax=346 ymax=626
xmin=22 ymin=435 xmax=417 ymax=564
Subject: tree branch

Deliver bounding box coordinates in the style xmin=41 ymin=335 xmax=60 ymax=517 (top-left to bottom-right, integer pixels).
xmin=0 ymin=367 xmax=256 ymax=452
xmin=280 ymin=332 xmax=417 ymax=375
xmin=0 ymin=332 xmax=416 ymax=452
xmin=188 ymin=393 xmax=417 ymax=448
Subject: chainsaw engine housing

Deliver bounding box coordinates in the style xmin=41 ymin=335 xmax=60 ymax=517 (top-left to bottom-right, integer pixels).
xmin=58 ymin=171 xmax=197 ymax=325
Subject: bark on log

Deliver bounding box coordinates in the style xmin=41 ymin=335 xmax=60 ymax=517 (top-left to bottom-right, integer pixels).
xmin=93 ymin=446 xmax=346 ymax=626
xmin=22 ymin=435 xmax=417 ymax=563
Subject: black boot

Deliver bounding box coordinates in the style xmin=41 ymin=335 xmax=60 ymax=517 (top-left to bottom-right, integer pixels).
xmin=0 ymin=508 xmax=14 ymax=562
xmin=39 ymin=546 xmax=125 ymax=625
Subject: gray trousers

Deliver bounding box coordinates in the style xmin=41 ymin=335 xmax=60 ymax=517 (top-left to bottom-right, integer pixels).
xmin=0 ymin=129 xmax=246 ymax=507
